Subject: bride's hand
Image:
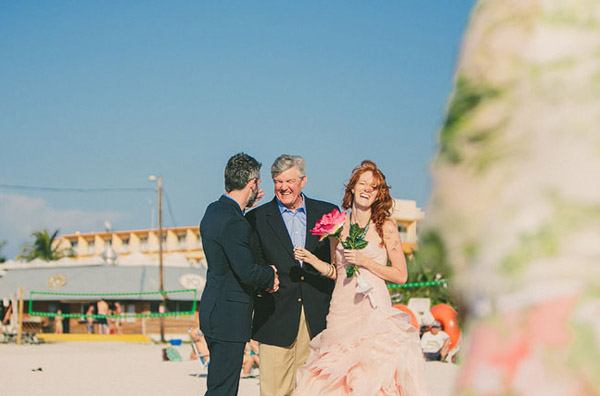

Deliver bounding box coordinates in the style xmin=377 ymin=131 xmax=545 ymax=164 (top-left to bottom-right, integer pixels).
xmin=343 ymin=249 xmax=368 ymax=268
xmin=294 ymin=247 xmax=317 ymax=265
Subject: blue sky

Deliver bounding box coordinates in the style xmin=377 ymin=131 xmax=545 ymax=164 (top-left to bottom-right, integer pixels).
xmin=0 ymin=2 xmax=474 ymax=258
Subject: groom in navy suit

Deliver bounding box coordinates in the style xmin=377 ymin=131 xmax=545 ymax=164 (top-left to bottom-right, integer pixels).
xmin=199 ymin=153 xmax=279 ymax=396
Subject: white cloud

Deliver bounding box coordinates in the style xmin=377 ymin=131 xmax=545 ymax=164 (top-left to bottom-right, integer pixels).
xmin=0 ymin=193 xmax=125 ymax=259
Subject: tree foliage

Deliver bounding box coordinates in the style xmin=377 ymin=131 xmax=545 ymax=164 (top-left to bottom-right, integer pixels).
xmin=390 ymin=230 xmax=455 ymax=307
xmin=0 ymin=240 xmax=6 ymax=263
xmin=18 ymin=230 xmax=63 ymax=262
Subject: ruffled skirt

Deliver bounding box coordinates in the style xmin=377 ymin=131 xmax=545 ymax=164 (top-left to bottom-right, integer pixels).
xmin=294 ymin=308 xmax=427 ymax=396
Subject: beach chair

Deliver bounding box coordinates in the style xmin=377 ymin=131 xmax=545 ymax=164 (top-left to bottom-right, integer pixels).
xmin=188 ymin=328 xmax=209 ymax=371
xmin=444 ymin=334 xmax=461 ymax=363
xmin=1 ymin=323 xmax=17 ymax=343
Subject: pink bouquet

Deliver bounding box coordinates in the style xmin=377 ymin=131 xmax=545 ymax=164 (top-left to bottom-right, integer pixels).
xmin=310 ymin=209 xmax=346 ymax=241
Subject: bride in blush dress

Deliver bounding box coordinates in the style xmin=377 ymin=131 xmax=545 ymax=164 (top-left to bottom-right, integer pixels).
xmin=293 ymin=160 xmax=427 ymax=396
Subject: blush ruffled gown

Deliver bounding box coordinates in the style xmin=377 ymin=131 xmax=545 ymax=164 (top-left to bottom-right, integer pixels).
xmin=294 ymin=236 xmax=427 ymax=396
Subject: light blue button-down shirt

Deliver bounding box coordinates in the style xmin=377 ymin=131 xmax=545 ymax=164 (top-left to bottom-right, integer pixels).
xmin=277 ymin=195 xmax=307 ymax=259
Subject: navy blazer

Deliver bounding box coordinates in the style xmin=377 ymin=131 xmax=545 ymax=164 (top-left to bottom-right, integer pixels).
xmin=198 ymin=195 xmax=275 ymax=343
xmin=246 ymin=196 xmax=337 ymax=347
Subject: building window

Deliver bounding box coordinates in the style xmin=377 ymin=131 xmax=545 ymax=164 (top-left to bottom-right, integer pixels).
xmin=177 ymin=233 xmax=186 ymax=249
xmin=397 ymin=225 xmax=408 ymax=241
xmin=121 ymin=237 xmax=130 ymax=252
xmin=127 ymin=304 xmax=136 ymax=323
xmin=139 ymin=236 xmax=149 ymax=251
xmin=87 ymin=240 xmax=95 ymax=254
xmin=69 ymin=240 xmax=78 ymax=256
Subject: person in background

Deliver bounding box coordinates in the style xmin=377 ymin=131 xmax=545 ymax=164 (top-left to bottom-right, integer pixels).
xmin=54 ymin=309 xmax=63 ymax=334
xmin=1 ymin=300 xmax=12 ymax=325
xmin=85 ymin=304 xmax=95 ymax=334
xmin=189 ymin=327 xmax=210 ymax=368
xmin=420 ymin=320 xmax=451 ymax=361
xmin=241 ymin=340 xmax=260 ymax=378
xmin=113 ymin=302 xmax=123 ymax=335
xmin=96 ymin=299 xmax=109 ymax=335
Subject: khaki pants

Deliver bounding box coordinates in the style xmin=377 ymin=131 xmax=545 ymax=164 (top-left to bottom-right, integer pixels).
xmin=259 ymin=307 xmax=311 ymax=396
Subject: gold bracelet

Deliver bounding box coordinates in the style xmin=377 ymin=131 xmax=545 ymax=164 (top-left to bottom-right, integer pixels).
xmin=323 ymin=264 xmax=331 ymax=278
xmin=326 ymin=264 xmax=334 ymax=278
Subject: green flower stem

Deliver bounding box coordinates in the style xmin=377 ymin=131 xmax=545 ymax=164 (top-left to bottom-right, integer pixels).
xmin=342 ymin=223 xmax=369 ymax=278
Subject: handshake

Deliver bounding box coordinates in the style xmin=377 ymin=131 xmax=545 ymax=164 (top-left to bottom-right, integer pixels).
xmin=266 ymin=265 xmax=280 ymax=293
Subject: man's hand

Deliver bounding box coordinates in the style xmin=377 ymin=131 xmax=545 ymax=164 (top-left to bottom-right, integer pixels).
xmin=266 ymin=265 xmax=279 ymax=293
xmin=249 ymin=188 xmax=265 ymax=209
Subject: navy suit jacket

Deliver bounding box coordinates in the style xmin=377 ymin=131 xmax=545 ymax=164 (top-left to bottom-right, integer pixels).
xmin=246 ymin=197 xmax=337 ymax=346
xmin=198 ymin=195 xmax=275 ymax=343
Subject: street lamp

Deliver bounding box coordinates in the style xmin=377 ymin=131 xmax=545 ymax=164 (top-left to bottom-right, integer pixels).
xmin=101 ymin=221 xmax=117 ymax=265
xmin=148 ymin=175 xmax=166 ymax=342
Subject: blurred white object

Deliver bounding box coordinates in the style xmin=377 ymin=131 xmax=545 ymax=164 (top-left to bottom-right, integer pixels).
xmin=356 ymin=273 xmax=376 ymax=308
xmin=408 ymin=297 xmax=434 ymax=326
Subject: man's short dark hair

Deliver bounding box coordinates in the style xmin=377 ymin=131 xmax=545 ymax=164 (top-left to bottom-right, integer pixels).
xmin=224 ymin=153 xmax=261 ymax=192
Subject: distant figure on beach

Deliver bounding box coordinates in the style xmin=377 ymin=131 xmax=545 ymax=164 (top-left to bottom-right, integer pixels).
xmin=86 ymin=304 xmax=95 ymax=334
xmin=189 ymin=327 xmax=210 ymax=367
xmin=96 ymin=299 xmax=109 ymax=335
xmin=113 ymin=302 xmax=123 ymax=335
xmin=54 ymin=309 xmax=64 ymax=334
xmin=241 ymin=340 xmax=260 ymax=378
xmin=1 ymin=300 xmax=12 ymax=325
xmin=420 ymin=321 xmax=450 ymax=361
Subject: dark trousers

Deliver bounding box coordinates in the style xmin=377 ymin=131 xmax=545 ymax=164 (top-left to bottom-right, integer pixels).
xmin=204 ymin=336 xmax=245 ymax=396
xmin=424 ymin=351 xmax=442 ymax=361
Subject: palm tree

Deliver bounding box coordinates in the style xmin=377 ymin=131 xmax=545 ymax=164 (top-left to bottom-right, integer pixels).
xmin=19 ymin=230 xmax=63 ymax=261
xmin=0 ymin=240 xmax=7 ymax=263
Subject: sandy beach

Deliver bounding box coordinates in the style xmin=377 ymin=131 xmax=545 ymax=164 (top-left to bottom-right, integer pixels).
xmin=0 ymin=342 xmax=458 ymax=396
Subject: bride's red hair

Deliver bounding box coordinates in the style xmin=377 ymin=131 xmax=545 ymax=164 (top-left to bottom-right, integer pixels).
xmin=342 ymin=160 xmax=393 ymax=243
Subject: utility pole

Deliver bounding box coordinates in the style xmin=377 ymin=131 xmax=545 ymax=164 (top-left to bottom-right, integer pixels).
xmin=149 ymin=175 xmax=166 ymax=343
xmin=16 ymin=288 xmax=23 ymax=345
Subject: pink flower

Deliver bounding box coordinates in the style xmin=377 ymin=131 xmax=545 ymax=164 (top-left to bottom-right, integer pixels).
xmin=310 ymin=209 xmax=346 ymax=241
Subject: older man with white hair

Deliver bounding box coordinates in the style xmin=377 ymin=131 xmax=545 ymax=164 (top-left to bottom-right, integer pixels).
xmin=246 ymin=154 xmax=337 ymax=396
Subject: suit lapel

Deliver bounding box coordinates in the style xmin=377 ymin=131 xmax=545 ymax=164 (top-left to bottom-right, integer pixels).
xmin=266 ymin=199 xmax=295 ymax=257
xmin=304 ymin=197 xmax=320 ymax=252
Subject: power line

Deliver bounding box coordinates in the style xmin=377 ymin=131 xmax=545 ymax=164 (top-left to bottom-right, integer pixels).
xmin=1 ymin=182 xmax=179 ymax=228
xmin=164 ymin=189 xmax=178 ymax=227
xmin=0 ymin=183 xmax=153 ymax=193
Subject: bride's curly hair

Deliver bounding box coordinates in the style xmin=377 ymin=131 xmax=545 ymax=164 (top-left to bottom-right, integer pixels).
xmin=342 ymin=160 xmax=393 ymax=244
